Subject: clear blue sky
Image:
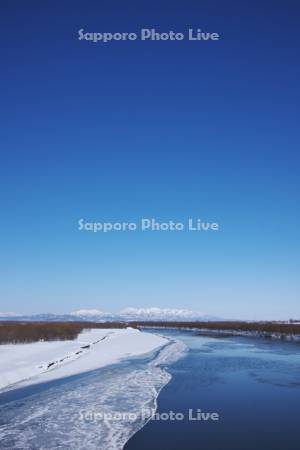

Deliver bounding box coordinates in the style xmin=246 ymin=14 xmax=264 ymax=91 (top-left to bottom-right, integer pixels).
xmin=1 ymin=0 xmax=299 ymax=319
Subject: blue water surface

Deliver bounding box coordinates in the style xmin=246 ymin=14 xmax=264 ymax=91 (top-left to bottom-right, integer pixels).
xmin=1 ymin=329 xmax=300 ymax=450
xmin=126 ymin=329 xmax=300 ymax=450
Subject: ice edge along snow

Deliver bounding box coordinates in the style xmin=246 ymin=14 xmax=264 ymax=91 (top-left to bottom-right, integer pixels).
xmin=0 ymin=328 xmax=168 ymax=393
xmin=0 ymin=335 xmax=188 ymax=450
xmin=104 ymin=338 xmax=188 ymax=450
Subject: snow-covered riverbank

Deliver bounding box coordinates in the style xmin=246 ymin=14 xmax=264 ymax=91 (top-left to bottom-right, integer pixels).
xmin=0 ymin=328 xmax=168 ymax=392
xmin=0 ymin=331 xmax=187 ymax=450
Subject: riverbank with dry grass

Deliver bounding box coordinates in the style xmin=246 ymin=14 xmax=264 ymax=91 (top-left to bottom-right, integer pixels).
xmin=1 ymin=320 xmax=300 ymax=344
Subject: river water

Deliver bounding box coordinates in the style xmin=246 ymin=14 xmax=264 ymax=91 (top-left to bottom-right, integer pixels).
xmin=1 ymin=329 xmax=300 ymax=450
xmin=126 ymin=329 xmax=300 ymax=450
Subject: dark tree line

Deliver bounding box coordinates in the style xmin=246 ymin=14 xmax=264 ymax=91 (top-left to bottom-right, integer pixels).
xmin=0 ymin=321 xmax=129 ymax=344
xmin=1 ymin=320 xmax=300 ymax=344
xmin=132 ymin=321 xmax=300 ymax=336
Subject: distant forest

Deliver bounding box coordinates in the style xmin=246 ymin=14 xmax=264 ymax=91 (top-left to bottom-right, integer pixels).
xmin=1 ymin=321 xmax=300 ymax=344
xmin=0 ymin=322 xmax=128 ymax=344
xmin=133 ymin=321 xmax=300 ymax=337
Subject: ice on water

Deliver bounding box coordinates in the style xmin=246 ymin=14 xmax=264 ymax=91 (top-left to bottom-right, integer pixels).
xmin=0 ymin=339 xmax=187 ymax=450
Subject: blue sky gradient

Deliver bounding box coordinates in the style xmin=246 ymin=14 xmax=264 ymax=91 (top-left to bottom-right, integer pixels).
xmin=1 ymin=0 xmax=300 ymax=319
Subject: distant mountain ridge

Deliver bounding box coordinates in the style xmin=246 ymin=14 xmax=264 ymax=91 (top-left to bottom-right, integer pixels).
xmin=0 ymin=307 xmax=219 ymax=322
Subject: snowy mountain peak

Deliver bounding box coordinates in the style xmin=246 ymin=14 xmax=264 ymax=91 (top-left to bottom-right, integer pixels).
xmin=119 ymin=307 xmax=205 ymax=320
xmin=70 ymin=309 xmax=106 ymax=317
xmin=0 ymin=307 xmax=219 ymax=322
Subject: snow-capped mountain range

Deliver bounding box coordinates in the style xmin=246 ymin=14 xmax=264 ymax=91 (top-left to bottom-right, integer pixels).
xmin=0 ymin=307 xmax=219 ymax=322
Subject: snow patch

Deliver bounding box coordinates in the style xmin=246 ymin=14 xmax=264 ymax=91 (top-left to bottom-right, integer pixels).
xmin=0 ymin=328 xmax=168 ymax=392
xmin=0 ymin=338 xmax=187 ymax=450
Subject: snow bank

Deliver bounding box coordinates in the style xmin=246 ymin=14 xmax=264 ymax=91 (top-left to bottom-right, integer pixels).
xmin=0 ymin=337 xmax=187 ymax=450
xmin=0 ymin=328 xmax=168 ymax=392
